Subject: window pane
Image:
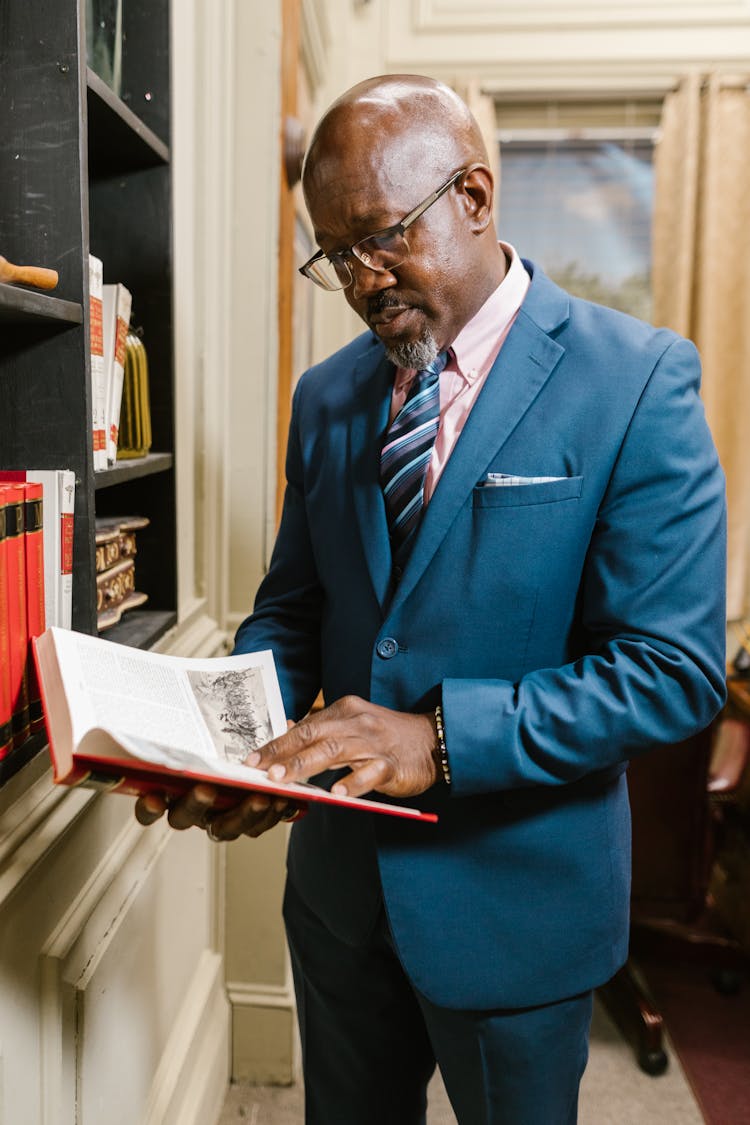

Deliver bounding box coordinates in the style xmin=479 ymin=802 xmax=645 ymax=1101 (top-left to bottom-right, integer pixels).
xmin=498 ymin=139 xmax=654 ymax=320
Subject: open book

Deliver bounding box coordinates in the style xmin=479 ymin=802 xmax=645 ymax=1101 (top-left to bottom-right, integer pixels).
xmin=33 ymin=628 xmax=437 ymax=823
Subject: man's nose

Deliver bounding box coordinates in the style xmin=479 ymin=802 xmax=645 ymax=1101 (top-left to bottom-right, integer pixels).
xmin=349 ymin=258 xmax=397 ymax=300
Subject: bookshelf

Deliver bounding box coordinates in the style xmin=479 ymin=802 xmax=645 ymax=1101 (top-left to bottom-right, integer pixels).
xmin=0 ymin=0 xmax=177 ymax=783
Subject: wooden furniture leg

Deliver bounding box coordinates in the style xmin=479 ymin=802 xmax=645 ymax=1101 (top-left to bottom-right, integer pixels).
xmin=599 ymin=964 xmax=668 ymax=1075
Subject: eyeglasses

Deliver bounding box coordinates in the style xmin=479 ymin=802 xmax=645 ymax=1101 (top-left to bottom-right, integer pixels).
xmin=299 ymin=168 xmax=467 ymax=292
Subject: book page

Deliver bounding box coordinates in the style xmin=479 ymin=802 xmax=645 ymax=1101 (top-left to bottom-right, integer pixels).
xmin=97 ymin=730 xmax=275 ymax=784
xmin=49 ymin=627 xmax=286 ymax=768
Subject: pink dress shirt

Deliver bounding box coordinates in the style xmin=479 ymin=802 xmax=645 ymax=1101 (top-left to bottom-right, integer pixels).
xmin=389 ymin=243 xmax=530 ymax=503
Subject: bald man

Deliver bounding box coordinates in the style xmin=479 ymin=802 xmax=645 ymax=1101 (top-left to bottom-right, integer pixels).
xmin=138 ymin=76 xmax=726 ymax=1123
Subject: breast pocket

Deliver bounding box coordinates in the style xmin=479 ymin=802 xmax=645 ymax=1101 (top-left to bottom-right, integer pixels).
xmin=472 ymin=475 xmax=584 ymax=508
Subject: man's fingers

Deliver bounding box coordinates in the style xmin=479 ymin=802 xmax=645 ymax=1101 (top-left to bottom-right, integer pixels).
xmin=135 ymin=793 xmax=168 ymax=826
xmin=207 ymin=792 xmax=301 ymax=840
xmin=208 ymin=792 xmax=273 ymax=839
xmin=260 ymin=714 xmax=371 ymax=782
xmin=136 ymin=783 xmax=306 ymax=842
xmin=245 ymin=698 xmax=363 ymax=771
xmin=246 ymin=718 xmax=316 ymax=770
xmin=331 ymin=758 xmax=390 ymax=799
xmin=135 ymin=785 xmax=219 ymax=831
xmin=266 ymin=733 xmax=348 ymax=782
xmin=166 ymin=784 xmax=219 ymax=831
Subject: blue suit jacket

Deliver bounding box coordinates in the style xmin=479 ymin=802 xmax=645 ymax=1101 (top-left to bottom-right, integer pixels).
xmin=234 ymin=263 xmax=727 ymax=1010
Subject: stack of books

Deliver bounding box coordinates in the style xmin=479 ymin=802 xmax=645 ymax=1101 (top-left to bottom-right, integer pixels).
xmin=0 ymin=471 xmax=75 ymax=758
xmin=89 ymin=255 xmax=136 ymax=469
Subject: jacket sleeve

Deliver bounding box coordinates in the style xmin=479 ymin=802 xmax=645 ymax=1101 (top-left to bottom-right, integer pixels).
xmin=233 ymin=378 xmax=323 ymax=721
xmin=442 ymin=336 xmax=728 ymax=797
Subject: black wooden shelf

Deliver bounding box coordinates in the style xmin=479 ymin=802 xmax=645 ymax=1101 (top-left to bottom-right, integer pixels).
xmin=87 ymin=68 xmax=170 ymax=177
xmin=0 ymin=284 xmax=83 ymax=326
xmin=1 ymin=1 xmax=176 ymax=791
xmin=101 ymin=608 xmax=177 ymax=649
xmin=94 ymin=452 xmax=173 ymax=489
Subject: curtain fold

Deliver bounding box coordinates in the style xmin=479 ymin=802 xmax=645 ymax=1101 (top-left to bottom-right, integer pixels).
xmin=653 ymin=73 xmax=750 ymax=620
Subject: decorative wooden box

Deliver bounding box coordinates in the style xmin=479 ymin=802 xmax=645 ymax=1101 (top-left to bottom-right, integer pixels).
xmin=95 ymin=516 xmax=150 ymax=630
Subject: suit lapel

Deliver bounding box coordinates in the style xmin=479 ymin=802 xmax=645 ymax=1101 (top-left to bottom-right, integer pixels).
xmin=387 ymin=279 xmax=568 ymax=617
xmin=348 ymin=345 xmax=394 ymax=610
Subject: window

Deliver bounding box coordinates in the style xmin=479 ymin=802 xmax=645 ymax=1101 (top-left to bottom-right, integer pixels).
xmin=495 ymin=99 xmax=661 ymax=320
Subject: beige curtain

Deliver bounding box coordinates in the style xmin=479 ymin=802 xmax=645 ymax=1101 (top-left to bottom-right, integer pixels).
xmin=653 ymin=73 xmax=750 ymax=620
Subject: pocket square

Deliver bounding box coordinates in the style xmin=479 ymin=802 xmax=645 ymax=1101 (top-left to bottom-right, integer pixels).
xmin=479 ymin=472 xmax=568 ymax=487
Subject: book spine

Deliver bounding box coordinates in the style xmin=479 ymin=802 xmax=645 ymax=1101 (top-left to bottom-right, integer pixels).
xmin=0 ymin=484 xmax=30 ymax=747
xmin=0 ymin=500 xmax=12 ymax=759
xmin=34 ymin=470 xmax=60 ymax=629
xmin=22 ymin=483 xmax=45 ymax=732
xmin=59 ymin=471 xmax=75 ymax=630
xmin=89 ymin=255 xmax=106 ymax=471
xmin=107 ymin=285 xmax=132 ymax=463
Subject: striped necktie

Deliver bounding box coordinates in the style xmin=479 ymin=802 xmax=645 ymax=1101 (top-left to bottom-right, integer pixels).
xmin=380 ymin=351 xmax=448 ymax=562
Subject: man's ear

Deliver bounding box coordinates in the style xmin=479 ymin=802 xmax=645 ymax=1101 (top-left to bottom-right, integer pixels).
xmin=458 ymin=164 xmax=494 ymax=234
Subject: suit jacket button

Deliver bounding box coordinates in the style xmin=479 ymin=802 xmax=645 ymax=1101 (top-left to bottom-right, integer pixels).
xmin=376 ymin=637 xmax=399 ymax=659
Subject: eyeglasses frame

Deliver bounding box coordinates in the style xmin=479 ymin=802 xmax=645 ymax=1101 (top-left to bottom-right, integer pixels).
xmin=299 ymin=167 xmax=469 ymax=291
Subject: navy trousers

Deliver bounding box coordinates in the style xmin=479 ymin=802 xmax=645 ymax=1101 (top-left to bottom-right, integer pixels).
xmin=283 ymin=880 xmax=593 ymax=1125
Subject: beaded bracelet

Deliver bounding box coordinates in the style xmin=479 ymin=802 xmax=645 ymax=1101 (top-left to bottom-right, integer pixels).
xmin=434 ymin=704 xmax=451 ymax=786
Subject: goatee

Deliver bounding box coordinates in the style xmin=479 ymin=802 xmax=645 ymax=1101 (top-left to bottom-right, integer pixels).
xmin=384 ymin=334 xmax=439 ymax=370
xmin=367 ymin=293 xmax=439 ymax=370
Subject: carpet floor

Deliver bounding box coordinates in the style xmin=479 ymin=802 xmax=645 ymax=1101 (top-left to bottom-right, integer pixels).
xmin=636 ymin=951 xmax=750 ymax=1125
xmin=219 ymin=996 xmax=704 ymax=1124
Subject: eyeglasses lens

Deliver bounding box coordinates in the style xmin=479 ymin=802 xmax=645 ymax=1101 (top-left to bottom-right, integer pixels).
xmin=305 ymin=257 xmax=344 ymax=291
xmin=305 ymin=230 xmax=410 ymax=291
xmin=354 ymin=230 xmax=409 ymax=270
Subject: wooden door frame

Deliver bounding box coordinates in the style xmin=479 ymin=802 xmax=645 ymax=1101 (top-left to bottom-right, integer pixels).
xmin=276 ymin=0 xmax=301 ymax=526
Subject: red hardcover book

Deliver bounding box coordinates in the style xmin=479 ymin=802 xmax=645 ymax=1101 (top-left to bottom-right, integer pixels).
xmin=0 ymin=469 xmax=76 ymax=630
xmin=33 ymin=627 xmax=438 ymax=824
xmin=0 ymin=498 xmax=12 ymax=759
xmin=22 ymin=482 xmax=46 ymax=732
xmin=0 ymin=484 xmax=30 ymax=747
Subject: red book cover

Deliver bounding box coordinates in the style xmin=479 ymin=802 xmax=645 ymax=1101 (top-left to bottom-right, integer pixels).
xmin=0 ymin=498 xmax=12 ymax=759
xmin=0 ymin=484 xmax=30 ymax=747
xmin=22 ymin=482 xmax=46 ymax=732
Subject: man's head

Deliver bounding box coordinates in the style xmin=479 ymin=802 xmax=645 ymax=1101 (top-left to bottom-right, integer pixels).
xmin=301 ymin=75 xmax=505 ymax=368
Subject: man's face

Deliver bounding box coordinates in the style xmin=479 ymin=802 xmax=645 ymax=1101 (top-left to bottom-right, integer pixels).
xmin=305 ymin=149 xmax=477 ymax=366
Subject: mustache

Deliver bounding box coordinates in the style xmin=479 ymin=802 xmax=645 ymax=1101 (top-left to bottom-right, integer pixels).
xmin=366 ymin=292 xmax=406 ymax=318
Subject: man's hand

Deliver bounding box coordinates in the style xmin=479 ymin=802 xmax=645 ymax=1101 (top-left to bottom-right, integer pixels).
xmin=134 ymin=783 xmax=304 ymax=841
xmin=245 ymin=696 xmax=439 ymax=799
